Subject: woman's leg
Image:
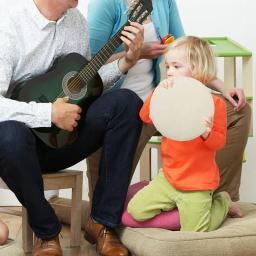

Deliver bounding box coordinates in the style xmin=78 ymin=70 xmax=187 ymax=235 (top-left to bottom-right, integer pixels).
xmin=215 ymin=98 xmax=251 ymax=201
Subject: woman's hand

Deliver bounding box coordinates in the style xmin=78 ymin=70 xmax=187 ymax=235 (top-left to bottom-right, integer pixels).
xmin=140 ymin=42 xmax=168 ymax=59
xmin=222 ymin=88 xmax=246 ymax=112
xmin=118 ymin=21 xmax=144 ymax=73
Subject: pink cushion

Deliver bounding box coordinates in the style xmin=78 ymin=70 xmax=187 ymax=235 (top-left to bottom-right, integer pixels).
xmin=121 ymin=181 xmax=180 ymax=230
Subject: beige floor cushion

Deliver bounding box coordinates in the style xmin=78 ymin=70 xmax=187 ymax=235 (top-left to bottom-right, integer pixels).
xmin=119 ymin=202 xmax=256 ymax=256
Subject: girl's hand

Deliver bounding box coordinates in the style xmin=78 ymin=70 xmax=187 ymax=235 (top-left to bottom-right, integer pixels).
xmin=201 ymin=116 xmax=213 ymax=139
xmin=159 ymin=78 xmax=174 ymax=89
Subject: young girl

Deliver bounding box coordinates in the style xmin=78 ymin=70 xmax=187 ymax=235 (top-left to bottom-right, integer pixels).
xmin=0 ymin=220 xmax=9 ymax=245
xmin=127 ymin=36 xmax=242 ymax=232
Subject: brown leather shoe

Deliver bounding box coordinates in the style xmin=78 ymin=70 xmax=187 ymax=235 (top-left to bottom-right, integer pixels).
xmin=32 ymin=235 xmax=62 ymax=256
xmin=84 ymin=217 xmax=128 ymax=256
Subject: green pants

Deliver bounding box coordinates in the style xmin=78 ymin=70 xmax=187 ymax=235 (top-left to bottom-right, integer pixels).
xmin=128 ymin=172 xmax=229 ymax=231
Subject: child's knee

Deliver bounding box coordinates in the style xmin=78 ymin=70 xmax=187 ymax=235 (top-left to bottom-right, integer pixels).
xmin=0 ymin=221 xmax=9 ymax=245
xmin=127 ymin=201 xmax=146 ymax=221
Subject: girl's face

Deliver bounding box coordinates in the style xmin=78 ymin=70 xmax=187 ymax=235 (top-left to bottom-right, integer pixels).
xmin=165 ymin=47 xmax=192 ymax=79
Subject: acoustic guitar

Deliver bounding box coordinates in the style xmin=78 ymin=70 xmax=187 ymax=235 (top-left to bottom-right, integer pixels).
xmin=10 ymin=0 xmax=153 ymax=148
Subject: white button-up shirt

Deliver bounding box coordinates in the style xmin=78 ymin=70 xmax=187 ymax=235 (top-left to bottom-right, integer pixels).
xmin=0 ymin=0 xmax=124 ymax=128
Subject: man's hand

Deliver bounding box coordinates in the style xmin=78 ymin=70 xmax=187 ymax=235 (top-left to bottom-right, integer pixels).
xmin=222 ymin=88 xmax=246 ymax=112
xmin=140 ymin=42 xmax=168 ymax=59
xmin=51 ymin=97 xmax=81 ymax=131
xmin=118 ymin=21 xmax=144 ymax=73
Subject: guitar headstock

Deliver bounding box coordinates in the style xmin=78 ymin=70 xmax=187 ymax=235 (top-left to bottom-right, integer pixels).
xmin=127 ymin=0 xmax=153 ymax=24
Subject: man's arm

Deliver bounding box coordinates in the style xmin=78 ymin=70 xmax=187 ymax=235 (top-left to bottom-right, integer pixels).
xmin=0 ymin=30 xmax=53 ymax=128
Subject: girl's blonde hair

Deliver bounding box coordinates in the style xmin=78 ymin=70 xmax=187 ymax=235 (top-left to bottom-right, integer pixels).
xmin=167 ymin=36 xmax=217 ymax=84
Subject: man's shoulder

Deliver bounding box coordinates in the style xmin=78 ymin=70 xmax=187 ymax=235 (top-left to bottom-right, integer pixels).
xmin=0 ymin=0 xmax=22 ymax=16
xmin=0 ymin=0 xmax=24 ymax=27
xmin=66 ymin=8 xmax=86 ymax=23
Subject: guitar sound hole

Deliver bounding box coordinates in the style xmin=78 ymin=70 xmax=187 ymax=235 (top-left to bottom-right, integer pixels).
xmin=67 ymin=77 xmax=83 ymax=94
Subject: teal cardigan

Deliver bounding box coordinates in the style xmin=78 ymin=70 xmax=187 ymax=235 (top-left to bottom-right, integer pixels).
xmin=87 ymin=0 xmax=185 ymax=89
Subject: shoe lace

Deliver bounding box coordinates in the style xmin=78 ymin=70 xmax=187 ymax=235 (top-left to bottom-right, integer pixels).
xmin=98 ymin=226 xmax=111 ymax=238
xmin=36 ymin=237 xmax=49 ymax=249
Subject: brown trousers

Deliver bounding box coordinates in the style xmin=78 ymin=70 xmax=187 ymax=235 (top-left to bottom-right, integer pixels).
xmin=86 ymin=97 xmax=251 ymax=202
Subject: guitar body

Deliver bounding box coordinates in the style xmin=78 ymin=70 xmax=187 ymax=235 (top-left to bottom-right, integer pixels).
xmin=11 ymin=53 xmax=103 ymax=148
xmin=10 ymin=0 xmax=152 ymax=148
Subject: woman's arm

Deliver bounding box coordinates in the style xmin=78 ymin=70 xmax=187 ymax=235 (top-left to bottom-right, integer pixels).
xmin=207 ymin=78 xmax=246 ymax=111
xmin=87 ymin=0 xmax=117 ymax=57
xmin=169 ymin=0 xmax=185 ymax=38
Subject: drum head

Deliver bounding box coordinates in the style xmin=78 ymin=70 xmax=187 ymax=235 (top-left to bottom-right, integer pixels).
xmin=150 ymin=77 xmax=214 ymax=141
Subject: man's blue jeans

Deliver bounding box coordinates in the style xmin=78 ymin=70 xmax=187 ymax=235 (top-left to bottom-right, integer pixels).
xmin=0 ymin=89 xmax=142 ymax=239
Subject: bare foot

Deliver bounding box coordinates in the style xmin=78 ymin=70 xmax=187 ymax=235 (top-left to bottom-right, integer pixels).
xmin=221 ymin=191 xmax=243 ymax=218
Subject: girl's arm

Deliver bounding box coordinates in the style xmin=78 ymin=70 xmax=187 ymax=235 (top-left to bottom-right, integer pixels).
xmin=201 ymin=97 xmax=227 ymax=150
xmin=139 ymin=93 xmax=154 ymax=124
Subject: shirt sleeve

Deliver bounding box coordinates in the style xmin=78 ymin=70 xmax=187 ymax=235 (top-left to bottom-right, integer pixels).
xmin=87 ymin=0 xmax=117 ymax=57
xmin=201 ymin=96 xmax=227 ymax=150
xmin=139 ymin=92 xmax=154 ymax=124
xmin=0 ymin=27 xmax=52 ymax=128
xmin=169 ymin=0 xmax=185 ymax=38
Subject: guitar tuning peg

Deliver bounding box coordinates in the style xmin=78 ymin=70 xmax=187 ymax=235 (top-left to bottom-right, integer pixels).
xmin=127 ymin=0 xmax=139 ymax=16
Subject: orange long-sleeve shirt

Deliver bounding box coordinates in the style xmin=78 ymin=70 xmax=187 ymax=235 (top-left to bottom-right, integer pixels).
xmin=140 ymin=93 xmax=227 ymax=191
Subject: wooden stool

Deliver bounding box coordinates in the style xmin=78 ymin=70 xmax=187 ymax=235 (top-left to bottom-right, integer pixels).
xmin=22 ymin=170 xmax=83 ymax=253
xmin=140 ymin=136 xmax=162 ymax=181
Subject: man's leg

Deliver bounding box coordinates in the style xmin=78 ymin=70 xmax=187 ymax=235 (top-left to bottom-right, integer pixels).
xmin=215 ymin=98 xmax=251 ymax=201
xmin=88 ymin=89 xmax=143 ymax=228
xmin=0 ymin=121 xmax=61 ymax=240
xmin=74 ymin=89 xmax=142 ymax=256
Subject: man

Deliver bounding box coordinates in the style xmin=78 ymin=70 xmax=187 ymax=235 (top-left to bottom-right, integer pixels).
xmin=0 ymin=0 xmax=144 ymax=255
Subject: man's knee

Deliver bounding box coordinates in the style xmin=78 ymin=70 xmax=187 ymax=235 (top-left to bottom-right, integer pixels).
xmin=113 ymin=89 xmax=143 ymax=114
xmin=127 ymin=200 xmax=147 ymax=221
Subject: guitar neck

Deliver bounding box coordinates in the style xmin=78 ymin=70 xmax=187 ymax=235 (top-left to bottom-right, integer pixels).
xmin=78 ymin=21 xmax=128 ymax=83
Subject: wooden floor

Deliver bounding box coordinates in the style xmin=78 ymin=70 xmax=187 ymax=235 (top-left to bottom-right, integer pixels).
xmin=0 ymin=208 xmax=98 ymax=256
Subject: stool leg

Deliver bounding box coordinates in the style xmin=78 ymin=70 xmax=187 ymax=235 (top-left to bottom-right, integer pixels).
xmin=156 ymin=144 xmax=162 ymax=171
xmin=140 ymin=144 xmax=152 ymax=181
xmin=70 ymin=174 xmax=82 ymax=247
xmin=22 ymin=207 xmax=33 ymax=253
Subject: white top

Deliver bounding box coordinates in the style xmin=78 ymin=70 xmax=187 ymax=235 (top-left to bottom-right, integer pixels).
xmin=121 ymin=22 xmax=158 ymax=101
xmin=0 ymin=0 xmax=123 ymax=128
